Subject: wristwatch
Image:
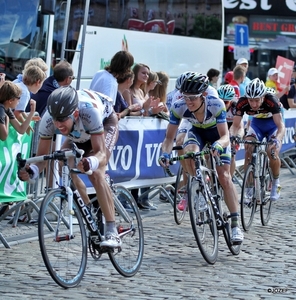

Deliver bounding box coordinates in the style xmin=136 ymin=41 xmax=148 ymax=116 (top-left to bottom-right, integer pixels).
xmin=140 ymin=109 xmax=145 ymax=115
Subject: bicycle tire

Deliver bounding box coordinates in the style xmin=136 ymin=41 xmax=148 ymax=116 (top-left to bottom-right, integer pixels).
xmin=259 ymin=152 xmax=273 ymax=225
xmin=188 ymin=176 xmax=218 ymax=264
xmin=173 ymin=165 xmax=187 ymax=225
xmin=221 ymin=217 xmax=241 ymax=255
xmin=240 ymin=164 xmax=257 ymax=231
xmin=108 ymin=185 xmax=144 ymax=277
xmin=38 ymin=188 xmax=87 ymax=288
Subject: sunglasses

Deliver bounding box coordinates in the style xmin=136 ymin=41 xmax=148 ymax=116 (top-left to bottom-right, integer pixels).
xmin=53 ymin=115 xmax=72 ymax=122
xmin=182 ymin=93 xmax=202 ymax=101
xmin=69 ymin=75 xmax=75 ymax=80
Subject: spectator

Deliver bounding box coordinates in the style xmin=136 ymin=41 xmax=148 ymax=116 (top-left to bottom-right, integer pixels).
xmin=206 ymin=68 xmax=220 ymax=88
xmin=224 ymin=71 xmax=233 ymax=84
xmin=114 ymin=70 xmax=141 ymax=119
xmin=229 ymin=65 xmax=246 ymax=98
xmin=13 ymin=65 xmax=46 ymax=128
xmin=280 ymin=78 xmax=296 ymax=109
xmin=90 ymin=51 xmax=134 ymax=105
xmin=27 ymin=60 xmax=75 ymax=116
xmin=266 ymin=67 xmax=289 ymax=99
xmin=236 ymin=58 xmax=251 ymax=96
xmin=0 ymin=81 xmax=36 ymax=141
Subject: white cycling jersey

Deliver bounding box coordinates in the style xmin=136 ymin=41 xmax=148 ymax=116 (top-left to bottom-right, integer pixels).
xmin=39 ymin=89 xmax=114 ymax=143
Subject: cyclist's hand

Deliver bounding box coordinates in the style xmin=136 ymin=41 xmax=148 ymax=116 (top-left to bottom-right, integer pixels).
xmin=211 ymin=141 xmax=223 ymax=157
xmin=78 ymin=157 xmax=91 ymax=173
xmin=158 ymin=153 xmax=170 ymax=168
xmin=271 ymin=138 xmax=280 ymax=150
xmin=230 ymin=136 xmax=240 ymax=153
xmin=18 ymin=165 xmax=38 ymax=181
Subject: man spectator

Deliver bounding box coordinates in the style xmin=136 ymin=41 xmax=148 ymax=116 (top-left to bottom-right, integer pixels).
xmin=266 ymin=67 xmax=289 ymax=99
xmin=280 ymin=78 xmax=296 ymax=109
xmin=236 ymin=58 xmax=251 ymax=96
xmin=229 ymin=65 xmax=246 ymax=98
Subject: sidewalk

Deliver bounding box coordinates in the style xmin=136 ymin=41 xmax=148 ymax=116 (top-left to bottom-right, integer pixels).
xmin=0 ymin=166 xmax=294 ymax=248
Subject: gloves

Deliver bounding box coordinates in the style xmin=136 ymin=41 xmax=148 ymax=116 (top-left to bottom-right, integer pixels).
xmin=212 ymin=141 xmax=223 ymax=155
xmin=158 ymin=152 xmax=170 ymax=166
xmin=271 ymin=138 xmax=280 ymax=149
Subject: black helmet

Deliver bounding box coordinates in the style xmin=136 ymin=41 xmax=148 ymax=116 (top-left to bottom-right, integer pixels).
xmin=180 ymin=73 xmax=209 ymax=94
xmin=47 ymin=86 xmax=78 ymax=119
xmin=175 ymin=71 xmax=194 ymax=90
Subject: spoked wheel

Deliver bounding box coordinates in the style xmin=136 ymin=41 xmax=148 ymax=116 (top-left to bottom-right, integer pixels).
xmin=173 ymin=165 xmax=187 ymax=225
xmin=240 ymin=164 xmax=257 ymax=231
xmin=38 ymin=189 xmax=87 ymax=289
xmin=259 ymin=153 xmax=273 ymax=225
xmin=188 ymin=177 xmax=218 ymax=264
xmin=109 ymin=185 xmax=144 ymax=277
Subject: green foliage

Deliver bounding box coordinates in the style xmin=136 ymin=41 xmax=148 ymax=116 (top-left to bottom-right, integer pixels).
xmin=189 ymin=15 xmax=222 ymax=40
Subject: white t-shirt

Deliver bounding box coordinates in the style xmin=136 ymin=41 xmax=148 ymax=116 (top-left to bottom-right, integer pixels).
xmin=14 ymin=81 xmax=30 ymax=112
xmin=89 ymin=70 xmax=117 ymax=105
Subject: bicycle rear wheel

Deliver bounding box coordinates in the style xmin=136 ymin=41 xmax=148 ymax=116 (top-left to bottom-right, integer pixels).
xmin=174 ymin=165 xmax=187 ymax=225
xmin=259 ymin=152 xmax=273 ymax=225
xmin=188 ymin=176 xmax=218 ymax=264
xmin=38 ymin=189 xmax=87 ymax=288
xmin=240 ymin=164 xmax=257 ymax=231
xmin=108 ymin=185 xmax=144 ymax=277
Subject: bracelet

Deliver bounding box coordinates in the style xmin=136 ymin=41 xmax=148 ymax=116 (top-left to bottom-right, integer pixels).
xmin=87 ymin=156 xmax=99 ymax=171
xmin=148 ymin=107 xmax=153 ymax=116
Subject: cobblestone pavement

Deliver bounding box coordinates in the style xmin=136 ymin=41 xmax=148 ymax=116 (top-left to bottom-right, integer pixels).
xmin=0 ymin=168 xmax=296 ymax=299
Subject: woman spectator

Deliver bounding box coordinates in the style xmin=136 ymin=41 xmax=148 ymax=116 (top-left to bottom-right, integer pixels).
xmin=207 ymin=68 xmax=220 ymax=88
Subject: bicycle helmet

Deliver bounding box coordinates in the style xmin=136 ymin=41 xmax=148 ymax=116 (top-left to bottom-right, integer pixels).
xmin=265 ymin=87 xmax=276 ymax=95
xmin=175 ymin=71 xmax=194 ymax=90
xmin=217 ymin=84 xmax=235 ymax=101
xmin=47 ymin=86 xmax=78 ymax=119
xmin=180 ymin=73 xmax=209 ymax=94
xmin=245 ymin=78 xmax=266 ymax=98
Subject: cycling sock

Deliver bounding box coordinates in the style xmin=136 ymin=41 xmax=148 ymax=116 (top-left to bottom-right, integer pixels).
xmin=273 ymin=178 xmax=279 ymax=186
xmin=230 ymin=212 xmax=239 ymax=228
xmin=106 ymin=221 xmax=116 ymax=234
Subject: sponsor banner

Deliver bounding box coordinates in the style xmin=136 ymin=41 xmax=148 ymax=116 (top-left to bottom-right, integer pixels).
xmin=79 ymin=117 xmax=179 ymax=186
xmin=0 ymin=124 xmax=33 ymax=203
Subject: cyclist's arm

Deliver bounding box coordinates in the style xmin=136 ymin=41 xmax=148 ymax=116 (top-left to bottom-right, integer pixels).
xmin=216 ymin=122 xmax=230 ymax=148
xmin=230 ymin=115 xmax=243 ymax=138
xmin=89 ymin=133 xmax=108 ymax=167
xmin=272 ymin=113 xmax=285 ymax=141
xmin=34 ymin=138 xmax=52 ymax=172
xmin=161 ymin=123 xmax=178 ymax=154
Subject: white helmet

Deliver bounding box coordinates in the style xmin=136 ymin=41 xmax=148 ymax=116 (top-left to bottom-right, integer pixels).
xmin=245 ymin=78 xmax=266 ymax=98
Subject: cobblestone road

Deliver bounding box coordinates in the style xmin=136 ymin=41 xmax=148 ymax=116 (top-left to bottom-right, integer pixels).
xmin=0 ymin=168 xmax=296 ymax=299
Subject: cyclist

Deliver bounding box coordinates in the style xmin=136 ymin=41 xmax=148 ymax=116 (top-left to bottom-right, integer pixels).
xmin=158 ymin=72 xmax=244 ymax=244
xmin=231 ymin=78 xmax=285 ymax=201
xmin=217 ymin=84 xmax=244 ymax=177
xmin=18 ymin=86 xmax=121 ymax=248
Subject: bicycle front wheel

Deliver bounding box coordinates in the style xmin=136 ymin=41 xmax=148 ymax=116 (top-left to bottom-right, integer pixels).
xmin=38 ymin=189 xmax=87 ymax=288
xmin=240 ymin=164 xmax=257 ymax=231
xmin=259 ymin=152 xmax=273 ymax=225
xmin=109 ymin=185 xmax=144 ymax=277
xmin=174 ymin=165 xmax=187 ymax=225
xmin=188 ymin=176 xmax=218 ymax=264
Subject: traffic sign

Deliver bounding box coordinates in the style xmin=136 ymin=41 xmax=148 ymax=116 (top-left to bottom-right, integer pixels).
xmin=235 ymin=24 xmax=249 ymax=47
xmin=234 ymin=46 xmax=250 ymax=60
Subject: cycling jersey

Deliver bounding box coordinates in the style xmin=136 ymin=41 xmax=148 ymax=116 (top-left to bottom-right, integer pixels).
xmin=39 ymin=89 xmax=114 ymax=143
xmin=234 ymin=94 xmax=281 ymax=119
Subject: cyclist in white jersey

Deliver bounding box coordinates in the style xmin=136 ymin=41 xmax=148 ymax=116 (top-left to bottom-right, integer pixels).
xmin=18 ymin=86 xmax=121 ymax=248
xmin=159 ymin=73 xmax=244 ymax=244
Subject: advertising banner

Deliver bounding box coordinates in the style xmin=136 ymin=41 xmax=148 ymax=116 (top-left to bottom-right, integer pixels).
xmin=0 ymin=124 xmax=33 ymax=203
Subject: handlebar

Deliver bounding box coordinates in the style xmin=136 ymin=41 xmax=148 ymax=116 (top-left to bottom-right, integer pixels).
xmin=17 ymin=142 xmax=93 ymax=177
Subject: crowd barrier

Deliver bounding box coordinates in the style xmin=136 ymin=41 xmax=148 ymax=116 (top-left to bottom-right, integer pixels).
xmin=1 ymin=113 xmax=296 ymax=247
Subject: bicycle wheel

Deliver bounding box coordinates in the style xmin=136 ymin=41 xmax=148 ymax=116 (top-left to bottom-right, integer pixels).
xmin=240 ymin=164 xmax=257 ymax=231
xmin=174 ymin=165 xmax=187 ymax=225
xmin=38 ymin=188 xmax=87 ymax=288
xmin=108 ymin=185 xmax=144 ymax=277
xmin=259 ymin=152 xmax=273 ymax=225
xmin=188 ymin=176 xmax=218 ymax=264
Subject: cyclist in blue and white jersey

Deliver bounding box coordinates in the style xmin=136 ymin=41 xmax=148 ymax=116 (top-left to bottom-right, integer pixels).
xmin=18 ymin=86 xmax=121 ymax=248
xmin=231 ymin=78 xmax=285 ymax=201
xmin=159 ymin=73 xmax=244 ymax=244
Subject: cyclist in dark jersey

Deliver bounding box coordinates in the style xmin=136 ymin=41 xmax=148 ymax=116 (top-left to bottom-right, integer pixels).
xmin=231 ymin=78 xmax=285 ymax=201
